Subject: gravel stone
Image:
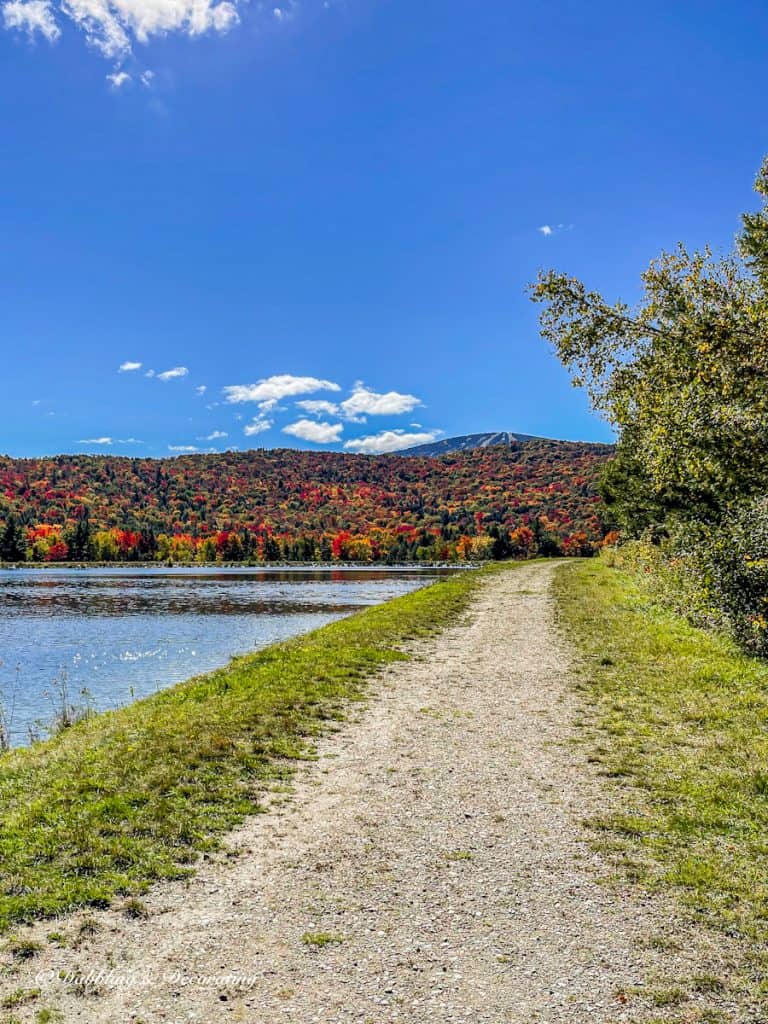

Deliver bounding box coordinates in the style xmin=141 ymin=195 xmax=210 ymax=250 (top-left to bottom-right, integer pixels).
xmin=3 ymin=563 xmax=745 ymax=1022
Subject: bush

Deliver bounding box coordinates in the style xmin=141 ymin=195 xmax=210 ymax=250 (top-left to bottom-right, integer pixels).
xmin=703 ymin=498 xmax=768 ymax=656
xmin=609 ymin=500 xmax=768 ymax=657
xmin=608 ymin=535 xmax=722 ymax=633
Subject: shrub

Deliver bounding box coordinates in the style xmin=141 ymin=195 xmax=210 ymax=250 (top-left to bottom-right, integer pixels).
xmin=609 ymin=500 xmax=768 ymax=657
xmin=702 ymin=498 xmax=768 ymax=656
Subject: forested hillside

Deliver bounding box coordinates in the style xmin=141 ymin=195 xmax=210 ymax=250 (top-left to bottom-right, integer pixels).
xmin=0 ymin=439 xmax=611 ymax=563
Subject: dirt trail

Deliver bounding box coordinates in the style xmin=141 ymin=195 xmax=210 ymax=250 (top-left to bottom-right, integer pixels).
xmin=4 ymin=562 xmax=734 ymax=1022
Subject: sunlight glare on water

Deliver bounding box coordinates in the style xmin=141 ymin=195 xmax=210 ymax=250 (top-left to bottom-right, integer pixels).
xmin=0 ymin=566 xmax=456 ymax=747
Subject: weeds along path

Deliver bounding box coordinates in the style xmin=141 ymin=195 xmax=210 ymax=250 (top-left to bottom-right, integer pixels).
xmin=4 ymin=562 xmax=731 ymax=1023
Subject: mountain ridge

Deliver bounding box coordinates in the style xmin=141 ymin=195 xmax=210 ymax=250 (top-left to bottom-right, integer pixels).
xmin=396 ymin=431 xmax=610 ymax=456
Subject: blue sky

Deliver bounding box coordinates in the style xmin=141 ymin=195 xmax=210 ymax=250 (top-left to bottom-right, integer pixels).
xmin=2 ymin=0 xmax=768 ymax=457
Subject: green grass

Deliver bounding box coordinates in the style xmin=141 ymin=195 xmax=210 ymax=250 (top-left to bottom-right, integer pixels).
xmin=555 ymin=560 xmax=768 ymax=960
xmin=34 ymin=1010 xmax=63 ymax=1024
xmin=1 ymin=989 xmax=40 ymax=1010
xmin=0 ymin=563 xmax=506 ymax=932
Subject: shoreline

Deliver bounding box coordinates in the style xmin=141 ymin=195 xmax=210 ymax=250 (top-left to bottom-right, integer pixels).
xmin=0 ymin=562 xmax=498 ymax=932
xmin=0 ymin=559 xmax=478 ymax=571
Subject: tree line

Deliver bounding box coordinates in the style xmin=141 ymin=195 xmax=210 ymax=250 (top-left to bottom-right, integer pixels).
xmin=1 ymin=511 xmax=596 ymax=564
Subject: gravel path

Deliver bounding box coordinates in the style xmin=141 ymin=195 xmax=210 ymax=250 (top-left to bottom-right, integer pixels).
xmin=3 ymin=562 xmax=739 ymax=1022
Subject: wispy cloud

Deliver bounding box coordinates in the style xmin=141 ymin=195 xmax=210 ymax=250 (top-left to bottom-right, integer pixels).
xmin=195 ymin=385 xmax=207 ymax=395
xmin=3 ymin=0 xmax=59 ymax=41
xmin=272 ymin=1 xmax=297 ymax=21
xmin=224 ymin=375 xmax=340 ymax=405
xmin=118 ymin=360 xmax=142 ymax=372
xmin=156 ymin=366 xmax=189 ymax=381
xmin=538 ymin=223 xmax=572 ymax=237
xmin=198 ymin=430 xmax=228 ymax=440
xmin=3 ymin=0 xmax=239 ymax=61
xmin=283 ymin=419 xmax=343 ymax=444
xmin=344 ymin=429 xmax=442 ymax=455
xmin=1 ymin=0 xmax=334 ymax=79
xmin=255 ymin=398 xmax=281 ymax=413
xmin=0 ymin=0 xmax=345 ymax=95
xmin=107 ymin=71 xmax=131 ymax=88
xmin=78 ymin=436 xmax=143 ymax=445
xmin=243 ymin=415 xmax=272 ymax=437
xmin=168 ymin=444 xmax=198 ymax=453
xmin=295 ymin=399 xmax=340 ymax=417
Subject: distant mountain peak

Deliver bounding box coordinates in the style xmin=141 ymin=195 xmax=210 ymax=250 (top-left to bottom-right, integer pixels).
xmin=395 ymin=431 xmax=543 ymax=456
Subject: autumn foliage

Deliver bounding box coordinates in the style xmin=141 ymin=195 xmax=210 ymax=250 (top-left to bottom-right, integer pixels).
xmin=0 ymin=440 xmax=612 ymax=563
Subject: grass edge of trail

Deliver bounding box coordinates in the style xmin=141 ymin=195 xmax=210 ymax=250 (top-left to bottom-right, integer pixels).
xmin=554 ymin=558 xmax=768 ymax=1014
xmin=0 ymin=561 xmax=515 ymax=934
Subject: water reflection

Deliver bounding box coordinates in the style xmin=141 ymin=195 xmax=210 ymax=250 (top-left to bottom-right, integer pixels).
xmin=0 ymin=566 xmax=454 ymax=747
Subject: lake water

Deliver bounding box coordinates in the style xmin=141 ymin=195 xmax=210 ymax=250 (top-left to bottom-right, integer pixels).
xmin=0 ymin=566 xmax=454 ymax=747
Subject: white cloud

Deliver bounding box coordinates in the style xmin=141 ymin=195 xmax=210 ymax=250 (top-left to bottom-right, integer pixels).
xmin=196 ymin=384 xmax=207 ymax=395
xmin=344 ymin=429 xmax=442 ymax=455
xmin=224 ymin=375 xmax=340 ymax=405
xmin=243 ymin=415 xmax=272 ymax=437
xmin=156 ymin=366 xmax=189 ymax=381
xmin=340 ymin=383 xmax=421 ymax=419
xmin=79 ymin=435 xmax=143 ymax=445
xmin=4 ymin=0 xmax=240 ymax=60
xmin=283 ymin=419 xmax=343 ymax=444
xmin=272 ymin=1 xmax=296 ymax=20
xmin=538 ymin=223 xmax=572 ymax=237
xmin=107 ymin=70 xmax=131 ymax=88
xmin=296 ymin=399 xmax=340 ymax=417
xmin=3 ymin=0 xmax=59 ymax=41
xmin=168 ymin=444 xmax=198 ymax=452
xmin=198 ymin=430 xmax=228 ymax=440
xmin=119 ymin=360 xmax=142 ymax=372
xmin=140 ymin=69 xmax=154 ymax=86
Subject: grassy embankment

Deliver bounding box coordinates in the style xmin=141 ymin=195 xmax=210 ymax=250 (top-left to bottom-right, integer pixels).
xmin=556 ymin=559 xmax=768 ymax=1004
xmin=0 ymin=563 xmax=501 ymax=932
